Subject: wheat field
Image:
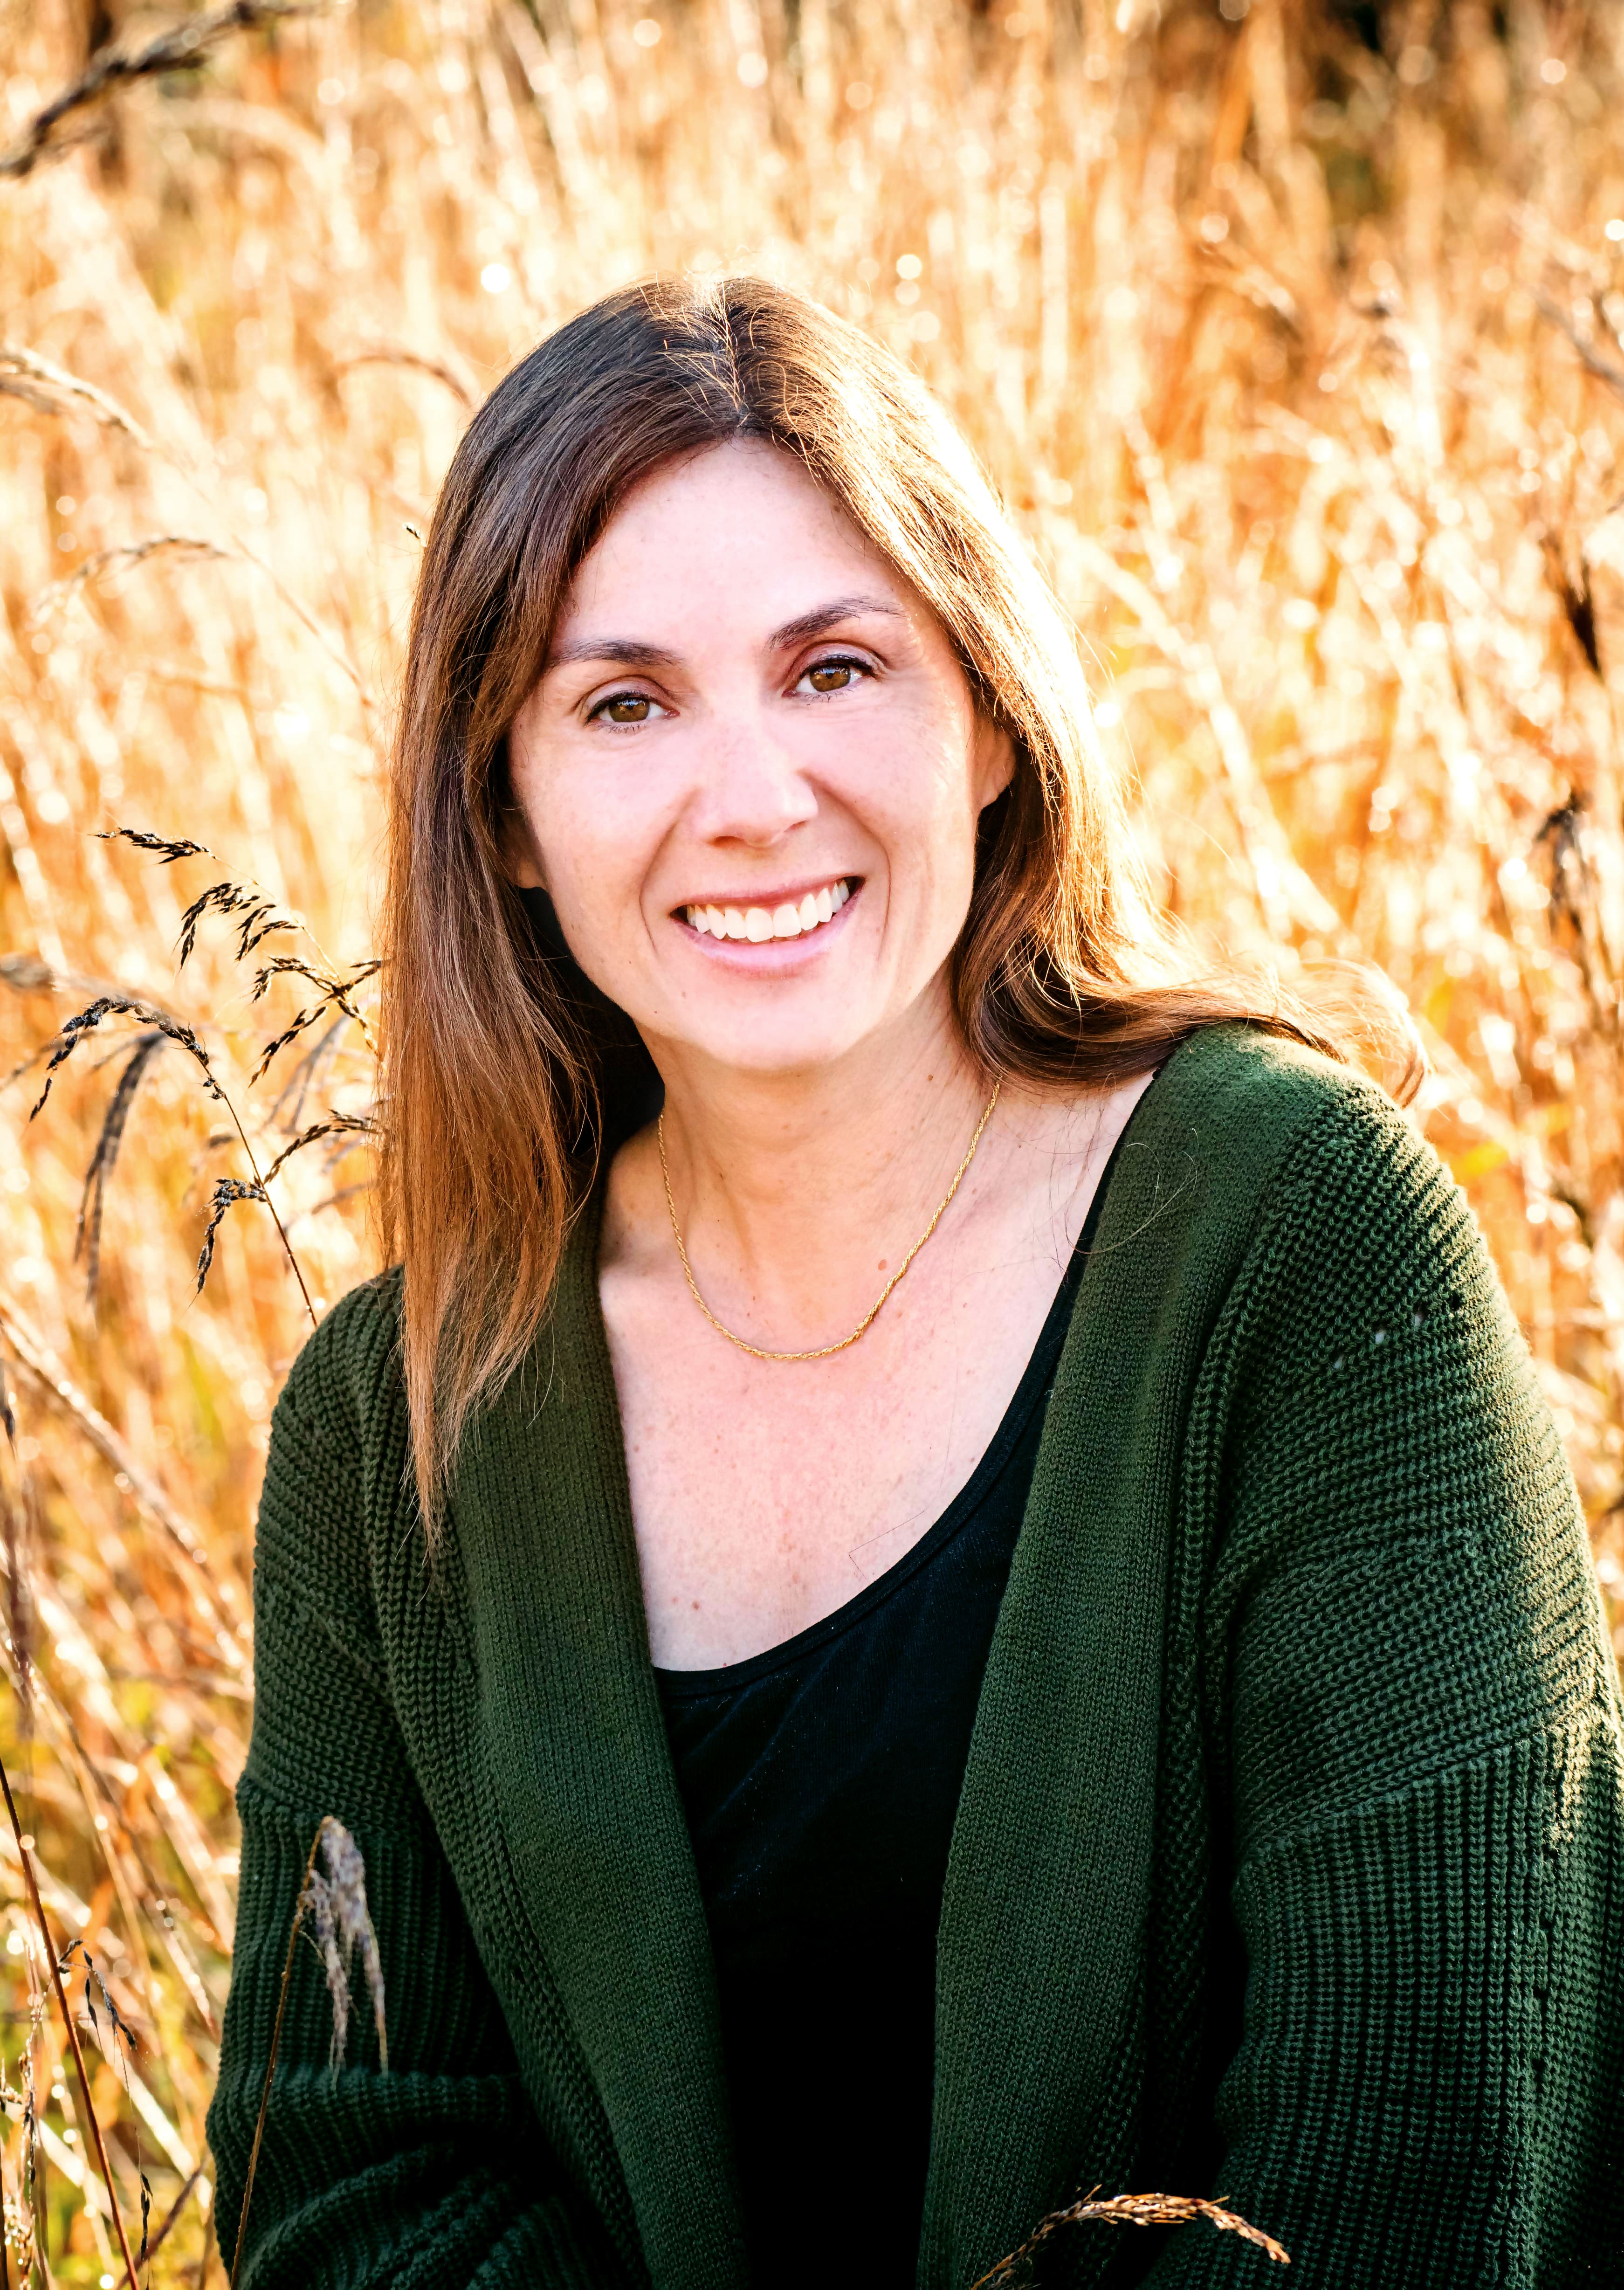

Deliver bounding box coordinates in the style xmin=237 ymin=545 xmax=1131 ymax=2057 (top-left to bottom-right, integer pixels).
xmin=0 ymin=0 xmax=1621 ymax=2278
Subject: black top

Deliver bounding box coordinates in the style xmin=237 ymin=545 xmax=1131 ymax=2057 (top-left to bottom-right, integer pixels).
xmin=654 ymin=1136 xmax=1127 ymax=2287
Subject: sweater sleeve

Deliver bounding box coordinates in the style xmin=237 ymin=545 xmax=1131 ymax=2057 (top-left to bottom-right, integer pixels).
xmin=206 ymin=1363 xmax=634 ymax=2290
xmin=1148 ymin=1090 xmax=1624 ymax=2289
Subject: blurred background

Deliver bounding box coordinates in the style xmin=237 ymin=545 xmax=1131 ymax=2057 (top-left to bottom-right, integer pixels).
xmin=1 ymin=0 xmax=1622 ymax=2276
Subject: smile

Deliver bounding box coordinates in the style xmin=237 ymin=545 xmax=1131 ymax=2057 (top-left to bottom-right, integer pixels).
xmin=681 ymin=878 xmax=853 ymax=943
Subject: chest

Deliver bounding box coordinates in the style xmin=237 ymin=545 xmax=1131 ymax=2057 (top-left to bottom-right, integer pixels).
xmin=604 ymin=1237 xmax=1078 ymax=1666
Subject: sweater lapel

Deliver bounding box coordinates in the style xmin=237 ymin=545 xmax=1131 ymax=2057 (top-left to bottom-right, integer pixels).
xmin=449 ymin=1193 xmax=749 ymax=2290
xmin=922 ymin=1061 xmax=1210 ymax=2290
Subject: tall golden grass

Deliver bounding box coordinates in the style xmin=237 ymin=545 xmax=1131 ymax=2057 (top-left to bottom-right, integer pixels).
xmin=0 ymin=0 xmax=1621 ymax=2277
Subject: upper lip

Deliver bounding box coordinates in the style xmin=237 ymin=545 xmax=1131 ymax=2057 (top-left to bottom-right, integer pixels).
xmin=671 ymin=875 xmax=857 ymax=913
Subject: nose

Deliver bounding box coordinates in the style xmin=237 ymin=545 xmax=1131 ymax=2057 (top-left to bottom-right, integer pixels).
xmin=688 ymin=714 xmax=819 ymax=849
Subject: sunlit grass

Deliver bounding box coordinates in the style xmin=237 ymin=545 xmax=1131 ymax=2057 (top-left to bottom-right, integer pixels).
xmin=1 ymin=0 xmax=1621 ymax=2275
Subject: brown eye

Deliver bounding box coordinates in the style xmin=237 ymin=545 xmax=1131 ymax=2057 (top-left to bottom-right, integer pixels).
xmin=600 ymin=694 xmax=652 ymax=723
xmin=806 ymin=661 xmax=856 ymax=693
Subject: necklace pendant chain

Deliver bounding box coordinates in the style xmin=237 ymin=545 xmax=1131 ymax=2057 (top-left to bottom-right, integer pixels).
xmin=657 ymin=1080 xmax=1002 ymax=1363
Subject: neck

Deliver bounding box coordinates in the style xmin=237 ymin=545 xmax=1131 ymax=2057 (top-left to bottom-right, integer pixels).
xmin=640 ymin=991 xmax=997 ymax=1342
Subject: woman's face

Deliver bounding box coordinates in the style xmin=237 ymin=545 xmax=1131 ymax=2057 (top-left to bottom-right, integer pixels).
xmin=507 ymin=439 xmax=1011 ymax=1081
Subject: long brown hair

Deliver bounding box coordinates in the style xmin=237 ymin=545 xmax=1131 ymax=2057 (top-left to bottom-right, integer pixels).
xmin=381 ymin=274 xmax=1380 ymax=1518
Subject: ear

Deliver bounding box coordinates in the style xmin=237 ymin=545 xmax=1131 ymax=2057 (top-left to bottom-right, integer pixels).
xmin=974 ymin=716 xmax=1017 ymax=813
xmin=501 ymin=807 xmax=548 ymax=890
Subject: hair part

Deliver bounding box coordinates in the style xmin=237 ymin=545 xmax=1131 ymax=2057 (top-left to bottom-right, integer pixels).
xmin=379 ymin=275 xmax=1415 ymax=1528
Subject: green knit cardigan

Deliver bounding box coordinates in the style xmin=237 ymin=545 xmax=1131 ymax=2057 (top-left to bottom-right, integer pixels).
xmin=207 ymin=1026 xmax=1624 ymax=2289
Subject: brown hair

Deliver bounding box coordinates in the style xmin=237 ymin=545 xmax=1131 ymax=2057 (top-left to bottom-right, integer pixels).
xmin=380 ymin=274 xmax=1389 ymax=1518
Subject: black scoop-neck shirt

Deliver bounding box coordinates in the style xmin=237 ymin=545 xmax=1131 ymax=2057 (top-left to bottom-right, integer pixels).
xmin=653 ymin=1131 xmax=1129 ymax=2288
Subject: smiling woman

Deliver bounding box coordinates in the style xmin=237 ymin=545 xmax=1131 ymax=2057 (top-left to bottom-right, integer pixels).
xmin=503 ymin=443 xmax=1013 ymax=1093
xmin=207 ymin=279 xmax=1623 ymax=2290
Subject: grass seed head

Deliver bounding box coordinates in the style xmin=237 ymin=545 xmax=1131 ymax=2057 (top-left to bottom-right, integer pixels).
xmin=300 ymin=1819 xmax=387 ymax=2076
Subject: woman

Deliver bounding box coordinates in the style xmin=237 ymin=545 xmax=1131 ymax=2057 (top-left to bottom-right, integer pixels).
xmin=208 ymin=278 xmax=1622 ymax=2289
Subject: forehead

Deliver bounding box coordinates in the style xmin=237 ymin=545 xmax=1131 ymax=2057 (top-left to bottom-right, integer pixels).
xmin=553 ymin=437 xmax=912 ymax=637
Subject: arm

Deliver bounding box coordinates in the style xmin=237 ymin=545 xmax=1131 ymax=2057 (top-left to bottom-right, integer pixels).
xmin=1152 ymin=1093 xmax=1624 ymax=2287
xmin=207 ymin=1366 xmax=634 ymax=2290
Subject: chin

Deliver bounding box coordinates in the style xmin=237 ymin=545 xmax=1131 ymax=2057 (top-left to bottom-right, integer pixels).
xmin=680 ymin=1013 xmax=879 ymax=1078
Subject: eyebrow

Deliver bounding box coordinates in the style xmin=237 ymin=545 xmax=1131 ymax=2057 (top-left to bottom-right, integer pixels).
xmin=546 ymin=635 xmax=679 ymax=670
xmin=769 ymin=594 xmax=908 ymax=647
xmin=545 ymin=593 xmax=908 ymax=673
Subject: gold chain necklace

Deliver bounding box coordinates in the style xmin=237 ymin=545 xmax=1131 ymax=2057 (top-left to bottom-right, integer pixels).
xmin=657 ymin=1081 xmax=1002 ymax=1362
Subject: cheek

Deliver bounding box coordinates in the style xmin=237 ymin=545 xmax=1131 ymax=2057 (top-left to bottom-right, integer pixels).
xmin=874 ymin=728 xmax=986 ymax=893
xmin=830 ymin=692 xmax=979 ymax=837
xmin=523 ymin=763 xmax=650 ymax=901
xmin=525 ymin=768 xmax=691 ymax=996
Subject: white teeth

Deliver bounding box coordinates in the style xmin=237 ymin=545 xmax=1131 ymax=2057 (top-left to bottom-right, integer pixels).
xmin=689 ymin=883 xmax=852 ymax=942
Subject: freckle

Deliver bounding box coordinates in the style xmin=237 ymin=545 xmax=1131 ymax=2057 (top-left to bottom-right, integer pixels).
xmin=691 ymin=1600 xmax=701 ymax=1610
xmin=877 ymin=1258 xmax=888 ymax=1271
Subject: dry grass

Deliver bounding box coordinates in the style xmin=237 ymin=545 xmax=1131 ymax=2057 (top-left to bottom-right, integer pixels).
xmin=971 ymin=2187 xmax=1293 ymax=2283
xmin=0 ymin=0 xmax=1621 ymax=2276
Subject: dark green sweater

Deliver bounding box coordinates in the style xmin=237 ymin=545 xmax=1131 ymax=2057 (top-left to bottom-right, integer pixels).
xmin=208 ymin=1027 xmax=1624 ymax=2288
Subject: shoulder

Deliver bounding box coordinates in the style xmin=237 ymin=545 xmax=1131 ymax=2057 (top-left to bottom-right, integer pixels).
xmin=258 ymin=1269 xmax=410 ymax=1606
xmin=251 ymin=1270 xmax=420 ymax=1684
xmin=273 ymin=1264 xmax=406 ymax=1455
xmin=1107 ymin=1021 xmax=1509 ymax=1426
xmin=1148 ymin=1027 xmax=1526 ymax=1447
xmin=1127 ymin=1021 xmax=1442 ymax=1262
xmin=1149 ymin=1018 xmax=1399 ymax=1157
xmin=1176 ymin=1014 xmax=1474 ymax=1252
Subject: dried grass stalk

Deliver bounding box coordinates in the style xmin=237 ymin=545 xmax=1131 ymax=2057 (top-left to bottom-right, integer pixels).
xmin=29 ymin=535 xmax=228 ymax=626
xmin=259 ymin=1111 xmax=375 ymax=1187
xmin=0 ymin=1297 xmax=244 ymax=1629
xmin=29 ymin=990 xmax=317 ymax=1324
xmin=972 ymin=2188 xmax=1291 ymax=2286
xmin=0 ymin=345 xmax=153 ymax=448
xmin=333 ymin=344 xmax=474 ymax=407
xmin=230 ymin=1816 xmax=386 ymax=2288
xmin=0 ymin=0 xmax=338 ymax=181
xmin=1 ymin=0 xmax=1622 ymax=2272
xmin=74 ymin=1029 xmax=165 ymax=1307
xmin=0 ymin=1754 xmax=139 ymax=2288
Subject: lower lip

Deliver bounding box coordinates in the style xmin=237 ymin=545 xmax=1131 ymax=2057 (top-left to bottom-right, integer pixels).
xmin=677 ymin=885 xmax=860 ymax=968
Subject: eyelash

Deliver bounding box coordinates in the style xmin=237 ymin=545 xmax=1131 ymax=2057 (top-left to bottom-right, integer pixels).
xmin=798 ymin=653 xmax=875 ymax=696
xmin=586 ymin=690 xmax=668 ymax=729
xmin=584 ymin=651 xmax=877 ymax=728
